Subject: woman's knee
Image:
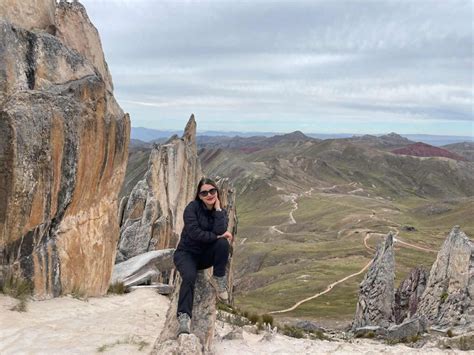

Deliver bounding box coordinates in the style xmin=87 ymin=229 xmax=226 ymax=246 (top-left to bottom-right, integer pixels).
xmin=215 ymin=237 xmax=230 ymax=253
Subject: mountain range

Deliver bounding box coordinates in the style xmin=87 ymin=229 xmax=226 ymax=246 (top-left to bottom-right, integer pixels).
xmin=132 ymin=126 xmax=473 ymax=146
xmin=123 ymin=129 xmax=473 ymax=325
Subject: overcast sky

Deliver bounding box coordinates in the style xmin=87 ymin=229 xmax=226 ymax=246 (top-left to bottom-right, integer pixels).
xmin=81 ymin=0 xmax=472 ymax=135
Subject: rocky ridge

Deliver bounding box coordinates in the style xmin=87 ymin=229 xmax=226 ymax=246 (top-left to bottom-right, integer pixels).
xmin=0 ymin=0 xmax=130 ymax=298
xmin=353 ymin=226 xmax=473 ymax=349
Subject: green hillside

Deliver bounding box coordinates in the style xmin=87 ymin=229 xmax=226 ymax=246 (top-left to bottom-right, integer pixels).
xmin=200 ymin=135 xmax=474 ymax=326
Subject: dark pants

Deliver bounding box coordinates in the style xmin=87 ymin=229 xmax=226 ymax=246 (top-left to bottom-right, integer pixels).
xmin=174 ymin=238 xmax=230 ymax=318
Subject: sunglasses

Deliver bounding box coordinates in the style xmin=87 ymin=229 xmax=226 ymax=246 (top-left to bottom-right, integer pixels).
xmin=199 ymin=188 xmax=217 ymax=197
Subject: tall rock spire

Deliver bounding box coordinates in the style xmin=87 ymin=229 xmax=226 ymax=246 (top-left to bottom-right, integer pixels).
xmin=352 ymin=232 xmax=395 ymax=330
xmin=117 ymin=115 xmax=202 ymax=262
xmin=416 ymin=226 xmax=473 ymax=328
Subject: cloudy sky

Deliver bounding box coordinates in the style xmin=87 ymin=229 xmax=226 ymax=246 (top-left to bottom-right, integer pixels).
xmin=81 ymin=0 xmax=472 ymax=135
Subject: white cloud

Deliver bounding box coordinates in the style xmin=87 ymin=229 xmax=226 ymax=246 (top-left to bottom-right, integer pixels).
xmin=82 ymin=0 xmax=473 ymax=135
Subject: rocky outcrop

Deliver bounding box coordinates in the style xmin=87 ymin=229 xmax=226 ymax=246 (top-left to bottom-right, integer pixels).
xmin=154 ymin=270 xmax=215 ymax=353
xmin=416 ymin=226 xmax=473 ymax=329
xmin=110 ymin=249 xmax=175 ymax=287
xmin=393 ymin=266 xmax=428 ymax=324
xmin=0 ymin=1 xmax=130 ymax=298
xmin=152 ymin=333 xmax=203 ymax=355
xmin=216 ymin=177 xmax=238 ymax=303
xmin=352 ymin=232 xmax=395 ymax=330
xmin=117 ymin=116 xmax=201 ymax=262
xmin=352 ymin=226 xmax=473 ymax=348
xmin=55 ymin=1 xmax=114 ymax=92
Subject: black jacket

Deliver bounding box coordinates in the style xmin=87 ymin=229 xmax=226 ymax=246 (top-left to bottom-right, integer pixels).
xmin=176 ymin=200 xmax=229 ymax=254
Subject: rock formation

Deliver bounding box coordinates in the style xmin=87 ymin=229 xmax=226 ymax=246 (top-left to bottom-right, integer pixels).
xmin=416 ymin=226 xmax=473 ymax=329
xmin=110 ymin=249 xmax=174 ymax=287
xmin=117 ymin=116 xmax=201 ymax=262
xmin=352 ymin=232 xmax=395 ymax=330
xmin=0 ymin=1 xmax=130 ymax=298
xmin=393 ymin=266 xmax=428 ymax=324
xmin=353 ymin=226 xmax=472 ymax=348
xmin=215 ymin=177 xmax=238 ymax=304
xmin=153 ymin=333 xmax=203 ymax=355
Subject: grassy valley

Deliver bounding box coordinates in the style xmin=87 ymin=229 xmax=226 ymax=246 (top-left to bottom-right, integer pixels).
xmin=124 ymin=132 xmax=474 ymax=328
xmin=199 ymin=133 xmax=474 ymax=327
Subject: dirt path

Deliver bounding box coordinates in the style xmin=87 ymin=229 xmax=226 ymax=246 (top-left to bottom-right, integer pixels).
xmin=270 ymin=226 xmax=285 ymax=234
xmin=268 ymin=260 xmax=373 ymax=315
xmin=270 ymin=225 xmax=436 ymax=315
xmin=268 ymin=187 xmax=313 ymax=234
xmin=393 ymin=238 xmax=437 ymax=253
xmin=265 ymin=186 xmax=436 ymax=315
xmin=288 ymin=194 xmax=298 ymax=224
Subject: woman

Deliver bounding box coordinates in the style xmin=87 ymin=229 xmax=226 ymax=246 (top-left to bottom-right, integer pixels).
xmin=173 ymin=178 xmax=234 ymax=335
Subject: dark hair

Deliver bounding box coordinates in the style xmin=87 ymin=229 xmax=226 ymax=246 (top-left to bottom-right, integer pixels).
xmin=195 ymin=177 xmax=220 ymax=201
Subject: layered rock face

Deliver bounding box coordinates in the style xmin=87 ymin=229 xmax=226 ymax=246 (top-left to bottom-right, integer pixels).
xmin=117 ymin=116 xmax=202 ymax=262
xmin=416 ymin=226 xmax=473 ymax=328
xmin=0 ymin=1 xmax=130 ymax=298
xmin=393 ymin=266 xmax=428 ymax=324
xmin=352 ymin=233 xmax=395 ymax=330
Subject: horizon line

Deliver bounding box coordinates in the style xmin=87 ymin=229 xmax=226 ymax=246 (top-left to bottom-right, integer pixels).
xmin=131 ymin=126 xmax=474 ymax=139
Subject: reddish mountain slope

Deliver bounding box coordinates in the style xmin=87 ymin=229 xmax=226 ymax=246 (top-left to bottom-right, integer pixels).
xmin=392 ymin=142 xmax=466 ymax=161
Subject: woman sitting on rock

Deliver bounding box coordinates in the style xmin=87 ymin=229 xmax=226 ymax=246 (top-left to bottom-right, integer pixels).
xmin=173 ymin=177 xmax=233 ymax=336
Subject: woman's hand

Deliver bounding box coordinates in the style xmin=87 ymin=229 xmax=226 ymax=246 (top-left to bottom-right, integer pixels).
xmin=214 ymin=197 xmax=221 ymax=210
xmin=218 ymin=231 xmax=233 ymax=243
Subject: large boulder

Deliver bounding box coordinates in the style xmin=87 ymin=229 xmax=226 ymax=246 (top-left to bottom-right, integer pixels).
xmin=415 ymin=226 xmax=473 ymax=329
xmin=111 ymin=249 xmax=175 ymax=287
xmin=0 ymin=1 xmax=130 ymax=298
xmin=385 ymin=317 xmax=426 ymax=343
xmin=352 ymin=232 xmax=395 ymax=330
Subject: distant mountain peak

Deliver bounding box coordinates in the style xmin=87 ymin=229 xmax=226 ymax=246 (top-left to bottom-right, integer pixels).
xmin=282 ymin=130 xmax=308 ymax=139
xmin=380 ymin=132 xmax=411 ymax=142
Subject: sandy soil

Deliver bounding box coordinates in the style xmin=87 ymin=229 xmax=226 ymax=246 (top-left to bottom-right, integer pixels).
xmin=0 ymin=289 xmax=169 ymax=354
xmin=0 ymin=290 xmax=463 ymax=355
xmin=213 ymin=321 xmax=459 ymax=355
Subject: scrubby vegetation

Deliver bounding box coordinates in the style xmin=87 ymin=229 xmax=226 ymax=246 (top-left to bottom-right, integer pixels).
xmin=108 ymin=282 xmax=127 ymax=295
xmin=96 ymin=335 xmax=149 ymax=352
xmin=0 ymin=269 xmax=33 ymax=312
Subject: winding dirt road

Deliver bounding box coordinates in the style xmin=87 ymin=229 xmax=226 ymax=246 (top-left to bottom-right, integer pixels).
xmin=268 ymin=259 xmax=373 ymax=315
xmin=264 ymin=183 xmax=437 ymax=315
xmin=269 ymin=220 xmax=436 ymax=315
